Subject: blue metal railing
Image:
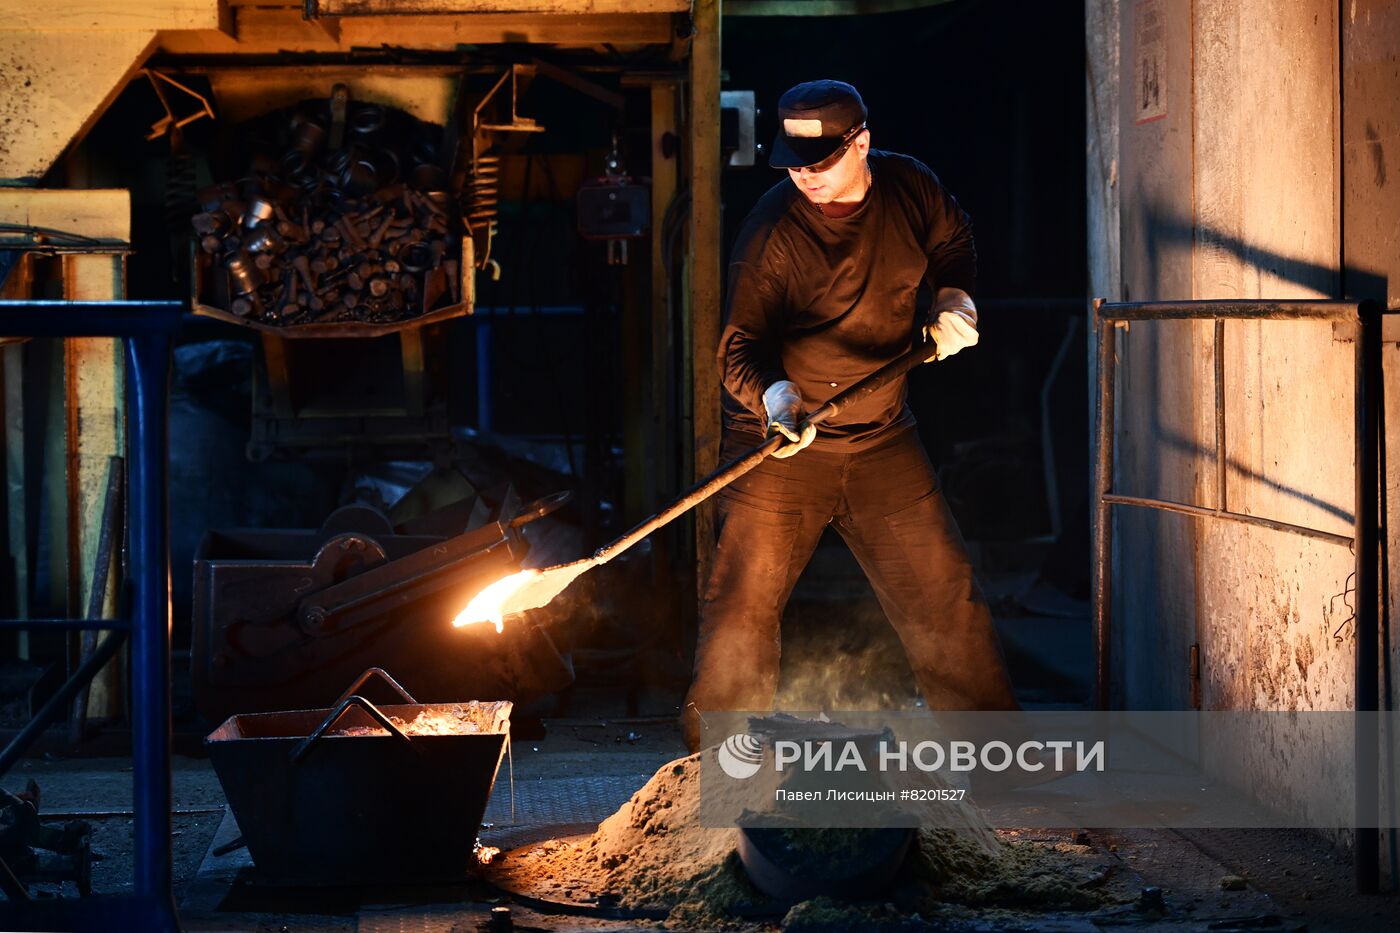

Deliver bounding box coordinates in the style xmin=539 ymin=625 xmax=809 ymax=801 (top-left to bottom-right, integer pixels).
xmin=0 ymin=300 xmax=184 ymax=932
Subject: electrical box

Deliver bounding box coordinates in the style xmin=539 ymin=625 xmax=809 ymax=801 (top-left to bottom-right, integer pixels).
xmin=576 ymin=178 xmax=651 ymax=240
xmin=721 ymin=90 xmax=758 ymax=168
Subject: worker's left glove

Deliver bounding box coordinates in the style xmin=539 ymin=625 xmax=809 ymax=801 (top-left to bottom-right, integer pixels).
xmin=762 ymin=380 xmax=817 ymax=460
xmin=921 ymin=287 xmax=979 ymax=361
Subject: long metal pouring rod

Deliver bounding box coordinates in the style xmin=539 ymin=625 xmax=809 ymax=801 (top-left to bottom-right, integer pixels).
xmin=594 ymin=343 xmax=937 ymax=564
xmin=488 ymin=343 xmax=939 ymax=617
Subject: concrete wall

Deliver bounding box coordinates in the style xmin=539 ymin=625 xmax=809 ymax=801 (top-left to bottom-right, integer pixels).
xmin=1113 ymin=0 xmax=1207 ymax=714
xmin=1088 ymin=0 xmax=1400 ymax=859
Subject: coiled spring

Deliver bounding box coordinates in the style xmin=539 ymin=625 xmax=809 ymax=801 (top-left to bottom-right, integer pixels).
xmin=467 ymin=153 xmax=500 ymax=230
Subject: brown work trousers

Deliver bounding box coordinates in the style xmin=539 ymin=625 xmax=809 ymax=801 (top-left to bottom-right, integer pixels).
xmin=681 ymin=426 xmax=1020 ymax=752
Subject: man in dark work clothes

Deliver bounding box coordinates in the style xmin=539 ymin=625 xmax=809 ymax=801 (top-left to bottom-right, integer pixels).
xmin=681 ymin=80 xmax=1020 ymax=753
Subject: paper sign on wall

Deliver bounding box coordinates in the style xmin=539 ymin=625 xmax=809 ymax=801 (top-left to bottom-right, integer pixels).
xmin=1135 ymin=0 xmax=1167 ymax=124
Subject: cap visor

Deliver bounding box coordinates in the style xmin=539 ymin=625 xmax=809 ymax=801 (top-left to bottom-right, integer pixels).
xmin=768 ymin=133 xmax=841 ymax=169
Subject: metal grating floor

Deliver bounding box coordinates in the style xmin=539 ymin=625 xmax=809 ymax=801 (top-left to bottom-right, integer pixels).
xmin=480 ymin=772 xmax=652 ymax=850
xmin=354 ymin=910 xmax=464 ymax=933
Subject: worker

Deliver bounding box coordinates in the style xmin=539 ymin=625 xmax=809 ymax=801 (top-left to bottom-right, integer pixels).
xmin=681 ymin=80 xmax=1020 ymax=753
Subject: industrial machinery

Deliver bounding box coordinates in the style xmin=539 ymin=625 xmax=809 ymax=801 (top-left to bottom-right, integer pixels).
xmin=0 ymin=3 xmax=722 ymax=924
xmin=191 ymin=489 xmax=573 ymax=726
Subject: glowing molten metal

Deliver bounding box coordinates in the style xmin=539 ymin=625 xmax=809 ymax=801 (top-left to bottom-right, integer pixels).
xmin=452 ymin=569 xmax=541 ymax=633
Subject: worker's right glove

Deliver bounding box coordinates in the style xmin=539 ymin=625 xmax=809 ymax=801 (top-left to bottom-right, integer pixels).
xmin=762 ymin=380 xmax=817 ymax=459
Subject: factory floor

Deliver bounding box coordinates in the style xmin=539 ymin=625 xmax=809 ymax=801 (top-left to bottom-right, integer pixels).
xmin=4 ymin=560 xmax=1400 ymax=930
xmin=8 ymin=712 xmax=1400 ymax=932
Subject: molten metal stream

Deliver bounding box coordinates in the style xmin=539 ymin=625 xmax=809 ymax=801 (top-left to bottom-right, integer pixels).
xmin=452 ymin=569 xmax=539 ymax=632
xmin=451 ymin=560 xmax=594 ymax=631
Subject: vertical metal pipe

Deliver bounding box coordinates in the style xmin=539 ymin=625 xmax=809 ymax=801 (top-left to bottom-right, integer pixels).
xmin=1354 ymin=301 xmax=1381 ymax=895
xmin=124 ymin=335 xmax=178 ymax=928
xmin=1092 ymin=301 xmax=1117 ymax=710
xmin=1215 ymin=318 xmax=1227 ymax=511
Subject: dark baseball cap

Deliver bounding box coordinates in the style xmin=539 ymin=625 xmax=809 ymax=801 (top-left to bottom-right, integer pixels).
xmin=769 ymin=80 xmax=869 ymax=169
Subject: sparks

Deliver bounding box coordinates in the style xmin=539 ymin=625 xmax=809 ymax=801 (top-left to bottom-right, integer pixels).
xmin=452 ymin=569 xmax=541 ymax=633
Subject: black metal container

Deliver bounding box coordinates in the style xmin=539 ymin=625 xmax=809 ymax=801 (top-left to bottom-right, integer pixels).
xmin=205 ymin=668 xmax=511 ymax=886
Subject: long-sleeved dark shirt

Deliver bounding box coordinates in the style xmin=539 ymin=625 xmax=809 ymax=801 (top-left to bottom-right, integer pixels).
xmin=718 ymin=149 xmax=976 ymax=450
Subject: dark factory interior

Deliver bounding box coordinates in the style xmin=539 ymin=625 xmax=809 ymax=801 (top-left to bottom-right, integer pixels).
xmin=0 ymin=1 xmax=1397 ymax=931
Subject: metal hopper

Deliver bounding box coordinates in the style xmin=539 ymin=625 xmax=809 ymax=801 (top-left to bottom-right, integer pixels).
xmin=204 ymin=668 xmax=511 ymax=886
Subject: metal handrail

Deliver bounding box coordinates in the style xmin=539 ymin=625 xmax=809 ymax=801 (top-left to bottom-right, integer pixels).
xmin=1092 ymin=297 xmax=1385 ymax=894
xmin=0 ymin=300 xmax=184 ymax=929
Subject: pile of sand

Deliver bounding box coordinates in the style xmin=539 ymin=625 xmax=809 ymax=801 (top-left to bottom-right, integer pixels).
xmin=491 ymin=753 xmax=749 ymax=917
xmin=487 ymin=749 xmax=1130 ymax=925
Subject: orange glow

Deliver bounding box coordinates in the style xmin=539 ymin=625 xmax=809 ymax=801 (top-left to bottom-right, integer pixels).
xmin=452 ymin=569 xmax=540 ymax=633
xmin=475 ymin=844 xmax=501 ymax=866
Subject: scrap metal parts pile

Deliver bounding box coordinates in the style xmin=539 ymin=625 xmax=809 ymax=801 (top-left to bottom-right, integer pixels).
xmin=192 ymin=86 xmax=466 ymax=329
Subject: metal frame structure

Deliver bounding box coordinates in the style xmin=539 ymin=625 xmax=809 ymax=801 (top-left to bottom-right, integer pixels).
xmin=1091 ymin=297 xmax=1386 ymax=893
xmin=0 ymin=300 xmax=183 ymax=931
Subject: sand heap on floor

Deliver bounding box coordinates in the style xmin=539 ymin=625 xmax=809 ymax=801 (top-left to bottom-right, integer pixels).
xmin=490 ymin=751 xmax=754 ymax=916
xmin=489 ymin=748 xmax=1127 ymax=925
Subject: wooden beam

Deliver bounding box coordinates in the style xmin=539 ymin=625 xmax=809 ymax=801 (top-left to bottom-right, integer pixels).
xmin=59 ymin=183 xmax=129 ymax=724
xmin=0 ymin=32 xmax=156 ymax=184
xmin=649 ymin=78 xmax=679 ymax=519
xmin=162 ymin=8 xmax=341 ymax=54
xmin=0 ymin=189 xmax=133 ymax=720
xmin=688 ymin=0 xmax=721 ymax=608
xmin=631 ymin=76 xmax=680 ymax=606
xmin=63 ymin=249 xmax=127 ymax=722
xmin=206 ymin=68 xmax=458 ymax=126
xmin=337 ymin=10 xmax=673 ymax=45
xmin=156 ymin=9 xmax=675 ymax=55
xmin=2 ymin=255 xmax=33 ymax=658
xmin=314 ymin=0 xmax=687 ymax=12
xmin=622 ymin=80 xmax=677 ymax=529
xmin=0 ymin=0 xmax=223 ymax=32
xmin=724 ymin=0 xmax=952 ymax=13
xmin=0 ymin=189 xmax=131 ymax=241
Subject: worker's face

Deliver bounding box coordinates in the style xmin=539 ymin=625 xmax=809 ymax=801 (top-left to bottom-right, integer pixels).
xmin=788 ymin=130 xmax=871 ymax=205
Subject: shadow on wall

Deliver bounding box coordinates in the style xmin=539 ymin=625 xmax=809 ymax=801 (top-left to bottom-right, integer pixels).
xmin=1138 ymin=206 xmax=1387 ymax=303
xmin=1116 ymin=206 xmax=1388 ymax=531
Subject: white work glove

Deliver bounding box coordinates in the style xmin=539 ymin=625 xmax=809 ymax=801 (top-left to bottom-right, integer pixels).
xmin=921 ymin=287 xmax=980 ymax=361
xmin=762 ymin=380 xmax=817 ymax=459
